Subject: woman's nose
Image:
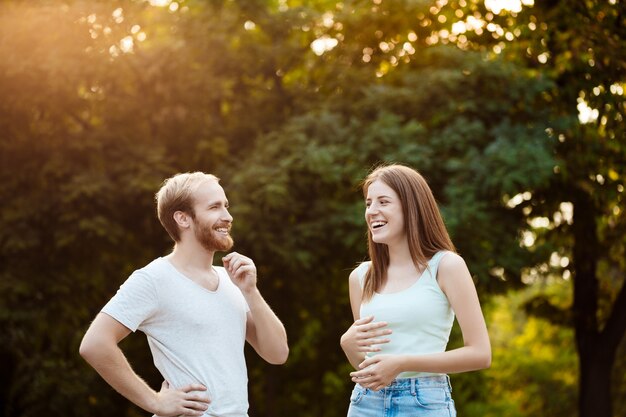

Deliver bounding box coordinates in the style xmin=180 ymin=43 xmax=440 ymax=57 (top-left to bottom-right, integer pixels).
xmin=366 ymin=204 xmax=379 ymax=215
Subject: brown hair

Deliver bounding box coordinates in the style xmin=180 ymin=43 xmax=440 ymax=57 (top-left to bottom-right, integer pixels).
xmin=361 ymin=164 xmax=455 ymax=301
xmin=155 ymin=172 xmax=219 ymax=242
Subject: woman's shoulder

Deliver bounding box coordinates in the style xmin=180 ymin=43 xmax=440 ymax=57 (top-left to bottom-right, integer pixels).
xmin=437 ymin=252 xmax=472 ymax=292
xmin=437 ymin=251 xmax=465 ymax=269
xmin=349 ymin=261 xmax=371 ymax=287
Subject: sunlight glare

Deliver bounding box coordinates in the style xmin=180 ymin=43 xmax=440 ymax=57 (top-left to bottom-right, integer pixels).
xmin=109 ymin=45 xmax=119 ymax=57
xmin=112 ymin=8 xmax=124 ymax=24
xmin=120 ymin=36 xmax=134 ymax=53
xmin=452 ymin=21 xmax=466 ymax=34
xmin=529 ymin=217 xmax=550 ymax=228
xmin=484 ymin=0 xmax=534 ymax=14
xmin=557 ymin=202 xmax=573 ymax=225
xmin=506 ymin=191 xmax=532 ymax=208
xmin=311 ymin=36 xmax=338 ymax=56
xmin=322 ymin=12 xmax=334 ymax=28
xmin=577 ymin=98 xmax=599 ymax=124
xmin=521 ymin=231 xmax=536 ymax=247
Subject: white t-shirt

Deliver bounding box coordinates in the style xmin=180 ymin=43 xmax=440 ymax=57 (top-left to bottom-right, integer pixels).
xmin=102 ymin=257 xmax=250 ymax=417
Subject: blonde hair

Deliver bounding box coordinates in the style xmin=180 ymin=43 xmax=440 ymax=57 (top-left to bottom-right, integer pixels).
xmin=155 ymin=172 xmax=219 ymax=242
xmin=361 ymin=164 xmax=455 ymax=302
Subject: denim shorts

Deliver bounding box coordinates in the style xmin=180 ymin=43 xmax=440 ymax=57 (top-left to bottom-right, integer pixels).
xmin=347 ymin=375 xmax=456 ymax=417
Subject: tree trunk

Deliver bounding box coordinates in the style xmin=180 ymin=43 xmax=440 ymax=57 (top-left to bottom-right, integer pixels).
xmin=572 ymin=188 xmax=626 ymax=417
xmin=579 ymin=347 xmax=614 ymax=417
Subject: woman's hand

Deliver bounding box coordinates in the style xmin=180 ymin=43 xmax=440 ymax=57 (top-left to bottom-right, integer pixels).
xmin=350 ymin=354 xmax=402 ymax=391
xmin=340 ymin=315 xmax=392 ymax=354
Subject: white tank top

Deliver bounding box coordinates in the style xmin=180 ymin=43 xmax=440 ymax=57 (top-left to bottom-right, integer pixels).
xmin=357 ymin=251 xmax=454 ymax=378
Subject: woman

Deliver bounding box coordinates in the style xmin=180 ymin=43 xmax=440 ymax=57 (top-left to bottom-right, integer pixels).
xmin=340 ymin=164 xmax=491 ymax=417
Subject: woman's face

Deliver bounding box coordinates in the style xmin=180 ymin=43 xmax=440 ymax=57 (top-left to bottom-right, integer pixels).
xmin=365 ymin=180 xmax=405 ymax=246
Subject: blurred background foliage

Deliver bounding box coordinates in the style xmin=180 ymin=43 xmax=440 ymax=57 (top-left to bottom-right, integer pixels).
xmin=0 ymin=0 xmax=624 ymax=416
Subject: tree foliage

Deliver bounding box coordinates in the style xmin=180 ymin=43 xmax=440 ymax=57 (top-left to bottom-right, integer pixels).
xmin=0 ymin=0 xmax=624 ymax=417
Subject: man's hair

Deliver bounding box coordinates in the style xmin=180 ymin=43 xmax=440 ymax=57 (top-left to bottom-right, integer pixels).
xmin=361 ymin=164 xmax=455 ymax=302
xmin=155 ymin=172 xmax=220 ymax=242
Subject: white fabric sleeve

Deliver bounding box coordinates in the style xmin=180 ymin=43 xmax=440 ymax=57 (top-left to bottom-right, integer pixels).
xmin=101 ymin=271 xmax=158 ymax=332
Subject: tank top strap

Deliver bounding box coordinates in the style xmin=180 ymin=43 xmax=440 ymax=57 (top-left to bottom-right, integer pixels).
xmin=355 ymin=261 xmax=371 ymax=289
xmin=426 ymin=250 xmax=450 ymax=281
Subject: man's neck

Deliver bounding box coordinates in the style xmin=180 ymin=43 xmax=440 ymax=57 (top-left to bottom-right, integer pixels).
xmin=168 ymin=240 xmax=216 ymax=271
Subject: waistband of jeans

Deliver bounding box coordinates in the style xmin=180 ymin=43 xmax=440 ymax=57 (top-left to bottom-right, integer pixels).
xmin=385 ymin=374 xmax=451 ymax=390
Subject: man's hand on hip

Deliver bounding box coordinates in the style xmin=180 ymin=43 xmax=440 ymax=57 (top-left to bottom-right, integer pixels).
xmin=154 ymin=381 xmax=210 ymax=417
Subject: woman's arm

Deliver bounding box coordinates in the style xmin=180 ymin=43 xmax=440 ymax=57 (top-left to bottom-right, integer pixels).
xmin=340 ymin=268 xmax=392 ymax=369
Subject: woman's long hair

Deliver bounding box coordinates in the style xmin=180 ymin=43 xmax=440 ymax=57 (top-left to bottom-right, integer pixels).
xmin=361 ymin=164 xmax=455 ymax=302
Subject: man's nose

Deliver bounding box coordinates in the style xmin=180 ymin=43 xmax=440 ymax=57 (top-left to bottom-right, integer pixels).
xmin=223 ymin=209 xmax=233 ymax=222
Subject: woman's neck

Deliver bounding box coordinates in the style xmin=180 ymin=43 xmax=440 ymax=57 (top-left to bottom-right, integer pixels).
xmin=387 ymin=239 xmax=414 ymax=267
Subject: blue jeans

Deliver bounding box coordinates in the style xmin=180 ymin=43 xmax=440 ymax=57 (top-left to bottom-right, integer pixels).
xmin=347 ymin=375 xmax=456 ymax=417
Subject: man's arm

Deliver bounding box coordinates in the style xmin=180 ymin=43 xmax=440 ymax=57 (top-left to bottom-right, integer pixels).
xmin=222 ymin=252 xmax=289 ymax=365
xmin=244 ymin=291 xmax=289 ymax=365
xmin=79 ymin=313 xmax=211 ymax=416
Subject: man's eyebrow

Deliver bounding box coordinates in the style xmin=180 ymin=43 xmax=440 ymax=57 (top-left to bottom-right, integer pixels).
xmin=206 ymin=199 xmax=228 ymax=206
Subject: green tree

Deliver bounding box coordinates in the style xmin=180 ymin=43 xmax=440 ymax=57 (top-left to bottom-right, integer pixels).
xmin=476 ymin=280 xmax=578 ymax=417
xmin=2 ymin=0 xmax=623 ymax=416
xmin=446 ymin=2 xmax=626 ymax=416
xmin=522 ymin=4 xmax=626 ymax=416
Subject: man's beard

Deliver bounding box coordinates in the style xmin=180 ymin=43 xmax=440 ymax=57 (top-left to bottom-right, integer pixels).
xmin=194 ymin=219 xmax=234 ymax=252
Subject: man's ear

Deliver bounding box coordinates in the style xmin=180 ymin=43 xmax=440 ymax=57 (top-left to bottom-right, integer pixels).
xmin=173 ymin=211 xmax=192 ymax=230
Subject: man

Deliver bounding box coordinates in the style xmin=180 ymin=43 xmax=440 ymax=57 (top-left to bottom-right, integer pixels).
xmin=80 ymin=172 xmax=289 ymax=417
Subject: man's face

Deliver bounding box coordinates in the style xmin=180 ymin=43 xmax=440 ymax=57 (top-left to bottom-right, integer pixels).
xmin=191 ymin=180 xmax=234 ymax=252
